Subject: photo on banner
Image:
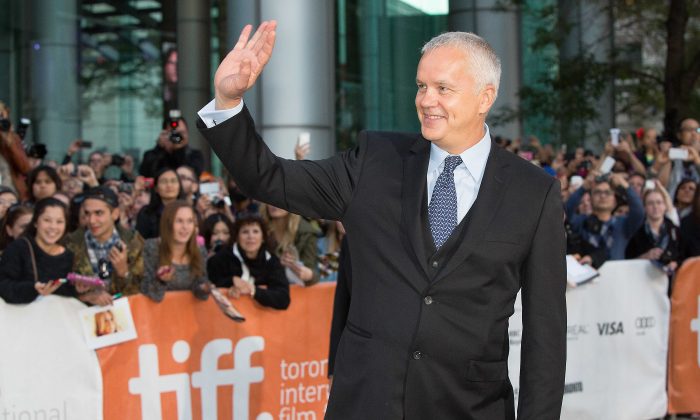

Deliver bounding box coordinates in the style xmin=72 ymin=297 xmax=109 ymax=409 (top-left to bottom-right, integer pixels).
xmin=79 ymin=297 xmax=137 ymax=349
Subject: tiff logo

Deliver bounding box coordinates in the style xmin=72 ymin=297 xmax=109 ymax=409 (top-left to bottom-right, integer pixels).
xmin=691 ymin=296 xmax=700 ymax=367
xmin=128 ymin=337 xmax=272 ymax=420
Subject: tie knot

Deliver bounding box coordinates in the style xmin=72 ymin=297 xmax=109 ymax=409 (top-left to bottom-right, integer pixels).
xmin=443 ymin=155 xmax=462 ymax=173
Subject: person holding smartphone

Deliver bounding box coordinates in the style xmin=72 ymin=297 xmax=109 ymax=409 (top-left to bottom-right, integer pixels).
xmin=0 ymin=198 xmax=75 ymax=303
xmin=64 ymin=186 xmax=145 ymax=306
xmin=140 ymin=200 xmax=209 ymax=302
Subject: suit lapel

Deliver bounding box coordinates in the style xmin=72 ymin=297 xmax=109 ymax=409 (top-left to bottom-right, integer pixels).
xmin=400 ymin=138 xmax=431 ymax=285
xmin=433 ymin=143 xmax=511 ymax=284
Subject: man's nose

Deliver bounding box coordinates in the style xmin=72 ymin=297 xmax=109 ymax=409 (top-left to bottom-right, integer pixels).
xmin=419 ymin=88 xmax=437 ymax=108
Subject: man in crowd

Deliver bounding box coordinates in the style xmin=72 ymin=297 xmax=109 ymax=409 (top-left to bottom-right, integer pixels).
xmin=660 ymin=117 xmax=700 ymax=197
xmin=198 ymin=21 xmax=566 ymax=419
xmin=566 ymin=172 xmax=644 ymax=266
xmin=139 ymin=117 xmax=204 ymax=178
xmin=65 ymin=186 xmax=144 ymax=306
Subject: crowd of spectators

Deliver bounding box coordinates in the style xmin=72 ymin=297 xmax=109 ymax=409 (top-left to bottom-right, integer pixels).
xmin=0 ymin=93 xmax=699 ymax=311
xmin=496 ymin=117 xmax=700 ymax=292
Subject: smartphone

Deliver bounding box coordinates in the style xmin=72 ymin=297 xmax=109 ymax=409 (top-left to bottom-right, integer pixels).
xmin=114 ymin=242 xmax=124 ymax=252
xmin=609 ymin=128 xmax=621 ymax=146
xmin=199 ymin=182 xmax=220 ymax=198
xmin=297 ymin=132 xmax=310 ymax=147
xmin=669 ymin=148 xmax=689 ymax=161
xmin=600 ymin=156 xmax=616 ymax=174
xmin=570 ymin=175 xmax=584 ymax=189
xmin=78 ymin=140 xmax=92 ymax=148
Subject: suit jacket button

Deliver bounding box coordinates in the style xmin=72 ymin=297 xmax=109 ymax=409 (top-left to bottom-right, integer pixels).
xmin=412 ymin=351 xmax=422 ymax=360
xmin=431 ymin=261 xmax=438 ymax=268
xmin=424 ymin=296 xmax=433 ymax=305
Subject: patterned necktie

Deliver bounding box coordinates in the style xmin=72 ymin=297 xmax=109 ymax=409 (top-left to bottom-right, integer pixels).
xmin=429 ymin=155 xmax=463 ymax=249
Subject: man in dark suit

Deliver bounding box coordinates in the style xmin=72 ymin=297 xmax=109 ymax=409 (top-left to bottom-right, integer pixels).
xmin=198 ymin=21 xmax=566 ymax=419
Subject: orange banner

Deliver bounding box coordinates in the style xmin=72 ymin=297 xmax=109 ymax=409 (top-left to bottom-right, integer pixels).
xmin=98 ymin=284 xmax=335 ymax=420
xmin=668 ymin=257 xmax=700 ymax=414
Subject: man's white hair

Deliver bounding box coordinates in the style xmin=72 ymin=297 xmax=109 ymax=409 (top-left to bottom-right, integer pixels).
xmin=421 ymin=32 xmax=501 ymax=98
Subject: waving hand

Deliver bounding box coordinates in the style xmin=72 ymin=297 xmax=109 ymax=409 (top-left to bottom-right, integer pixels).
xmin=214 ymin=20 xmax=277 ymax=109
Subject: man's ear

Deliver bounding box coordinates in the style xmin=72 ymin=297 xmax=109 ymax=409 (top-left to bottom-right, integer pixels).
xmin=478 ymin=84 xmax=496 ymax=115
xmin=111 ymin=207 xmax=120 ymax=222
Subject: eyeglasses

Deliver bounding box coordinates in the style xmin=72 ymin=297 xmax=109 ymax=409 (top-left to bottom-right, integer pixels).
xmin=592 ymin=190 xmax=614 ymax=197
xmin=681 ymin=127 xmax=700 ymax=133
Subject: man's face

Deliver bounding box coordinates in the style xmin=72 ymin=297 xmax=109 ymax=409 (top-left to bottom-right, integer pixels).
xmin=82 ymin=198 xmax=118 ymax=242
xmin=591 ymin=182 xmax=616 ymax=213
xmin=678 ymin=118 xmax=699 ymax=146
xmin=415 ymin=46 xmax=495 ymax=153
xmin=629 ymin=175 xmax=645 ymax=197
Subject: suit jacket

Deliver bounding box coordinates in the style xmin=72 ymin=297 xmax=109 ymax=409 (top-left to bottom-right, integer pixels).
xmin=199 ymin=106 xmax=567 ymax=420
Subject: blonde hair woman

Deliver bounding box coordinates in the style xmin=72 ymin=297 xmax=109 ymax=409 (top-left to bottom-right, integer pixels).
xmin=260 ymin=203 xmax=319 ymax=286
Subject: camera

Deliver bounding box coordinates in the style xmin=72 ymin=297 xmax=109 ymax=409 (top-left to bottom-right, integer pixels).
xmin=594 ymin=173 xmax=611 ymax=183
xmin=212 ymin=196 xmax=227 ymax=208
xmin=0 ymin=118 xmax=10 ymax=132
xmin=97 ymin=258 xmax=112 ymax=280
xmin=118 ymin=182 xmax=133 ymax=194
xmin=657 ymin=249 xmax=674 ymax=265
xmin=168 ymin=109 xmax=183 ymax=144
xmin=111 ymin=154 xmax=125 ymax=167
xmin=212 ymin=239 xmax=225 ymax=254
xmin=16 ymin=118 xmax=30 ymax=140
xmin=27 ymin=143 xmax=47 ymax=159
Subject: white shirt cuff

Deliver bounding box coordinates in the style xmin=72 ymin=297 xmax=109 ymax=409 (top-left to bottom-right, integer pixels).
xmin=197 ymin=99 xmax=245 ymax=128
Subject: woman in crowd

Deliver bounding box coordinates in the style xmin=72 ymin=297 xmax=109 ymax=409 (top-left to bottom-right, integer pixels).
xmin=0 ymin=187 xmax=18 ymax=222
xmin=0 ymin=198 xmax=75 ymax=303
xmin=317 ymin=220 xmax=345 ymax=282
xmin=626 ymin=186 xmax=680 ymax=276
xmin=260 ymin=203 xmax=319 ymax=286
xmin=201 ymin=213 xmax=234 ymax=256
xmin=207 ymin=214 xmax=290 ymax=309
xmin=135 ymin=168 xmax=184 ymax=239
xmin=634 ymin=127 xmax=658 ymax=169
xmin=25 ymin=165 xmax=62 ymax=205
xmin=0 ymin=205 xmax=33 ymax=254
xmin=680 ymin=187 xmax=700 ymax=260
xmin=176 ymin=165 xmax=198 ymax=204
xmin=140 ymin=200 xmax=209 ymax=302
xmin=673 ymin=178 xmax=697 ymax=220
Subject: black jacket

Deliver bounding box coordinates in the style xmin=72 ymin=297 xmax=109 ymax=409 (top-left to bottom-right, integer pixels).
xmin=0 ymin=237 xmax=76 ymax=303
xmin=207 ymin=244 xmax=290 ymax=310
xmin=139 ymin=145 xmax=204 ymax=178
xmin=625 ymin=218 xmax=680 ymax=263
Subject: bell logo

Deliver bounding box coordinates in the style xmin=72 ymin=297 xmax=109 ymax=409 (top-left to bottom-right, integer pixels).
xmin=128 ymin=336 xmax=271 ymax=420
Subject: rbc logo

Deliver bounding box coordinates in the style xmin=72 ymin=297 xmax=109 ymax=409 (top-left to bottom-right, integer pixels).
xmin=128 ymin=336 xmax=272 ymax=420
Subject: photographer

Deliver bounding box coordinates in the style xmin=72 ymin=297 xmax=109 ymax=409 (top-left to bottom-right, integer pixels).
xmin=566 ymin=172 xmax=644 ymax=264
xmin=0 ymin=101 xmax=32 ymax=200
xmin=139 ymin=116 xmax=204 ymax=178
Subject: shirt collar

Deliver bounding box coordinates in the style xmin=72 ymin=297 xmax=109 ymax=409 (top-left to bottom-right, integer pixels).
xmin=428 ymin=124 xmax=492 ymax=183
